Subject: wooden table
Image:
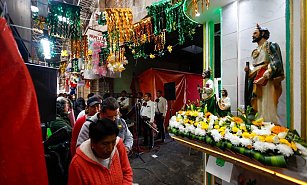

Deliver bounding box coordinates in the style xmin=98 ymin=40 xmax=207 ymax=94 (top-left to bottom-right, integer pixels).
xmin=171 ymin=135 xmax=307 ymax=185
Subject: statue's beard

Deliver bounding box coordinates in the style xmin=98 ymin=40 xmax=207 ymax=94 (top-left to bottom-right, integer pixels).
xmin=252 ymin=35 xmax=262 ymax=43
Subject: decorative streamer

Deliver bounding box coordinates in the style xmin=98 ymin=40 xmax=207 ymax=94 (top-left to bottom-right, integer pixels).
xmin=47 ymin=1 xmax=81 ymax=39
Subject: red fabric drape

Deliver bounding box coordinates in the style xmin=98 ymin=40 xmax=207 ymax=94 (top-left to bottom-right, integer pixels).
xmin=186 ymin=74 xmax=203 ymax=102
xmin=136 ymin=68 xmax=202 ymax=126
xmin=0 ymin=18 xmax=48 ymax=185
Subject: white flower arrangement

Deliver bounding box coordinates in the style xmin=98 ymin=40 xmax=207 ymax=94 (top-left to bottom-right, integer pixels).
xmin=210 ymin=129 xmax=222 ymax=142
xmin=276 ymin=144 xmax=294 ymax=157
xmin=239 ymin=138 xmax=253 ymax=147
xmin=254 ymin=141 xmax=276 ymax=153
xmin=195 ymin=127 xmax=206 ymax=136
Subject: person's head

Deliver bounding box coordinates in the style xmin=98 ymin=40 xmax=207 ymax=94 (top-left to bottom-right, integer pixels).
xmin=56 ymin=97 xmax=71 ymax=117
xmin=121 ymin=90 xmax=127 ymax=97
xmin=202 ymin=69 xmax=211 ymax=79
xmin=87 ymin=96 xmax=102 ymax=116
xmin=89 ymin=118 xmax=119 ymax=159
xmin=100 ymin=97 xmax=120 ymax=121
xmin=157 ymin=90 xmax=162 ymax=98
xmin=87 ymin=93 xmax=95 ymax=99
xmin=144 ymin=93 xmax=151 ymax=102
xmin=137 ymin=92 xmax=143 ymax=99
xmin=252 ymin=24 xmax=270 ymax=43
xmin=103 ymin=93 xmax=111 ymax=99
xmin=221 ymin=88 xmax=228 ymax=97
xmin=75 ymin=97 xmax=86 ymax=109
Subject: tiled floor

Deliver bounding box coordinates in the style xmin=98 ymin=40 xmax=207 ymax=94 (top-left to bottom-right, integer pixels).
xmin=129 ymin=135 xmax=204 ymax=185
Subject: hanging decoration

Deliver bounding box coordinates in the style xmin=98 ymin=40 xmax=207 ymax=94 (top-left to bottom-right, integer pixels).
xmin=165 ymin=1 xmax=197 ymax=45
xmin=132 ymin=17 xmax=153 ymax=45
xmin=154 ymin=31 xmax=166 ymax=51
xmin=47 ymin=1 xmax=81 ymax=39
xmin=107 ymin=46 xmax=128 ymax=73
xmin=146 ymin=0 xmax=171 ymax=35
xmin=81 ymin=35 xmax=89 ymax=64
xmin=33 ymin=16 xmax=46 ymax=30
xmin=105 ymin=8 xmax=133 ymax=44
xmin=70 ymin=39 xmax=81 ymax=59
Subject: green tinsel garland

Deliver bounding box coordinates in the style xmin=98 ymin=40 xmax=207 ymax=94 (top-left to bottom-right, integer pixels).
xmin=165 ymin=1 xmax=197 ymax=45
xmin=146 ymin=0 xmax=172 ymax=35
xmin=47 ymin=2 xmax=81 ymax=39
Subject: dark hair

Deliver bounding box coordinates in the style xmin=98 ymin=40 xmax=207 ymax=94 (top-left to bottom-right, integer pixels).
xmin=145 ymin=92 xmax=151 ymax=98
xmin=157 ymin=90 xmax=162 ymax=94
xmin=75 ymin=97 xmax=86 ymax=109
xmin=103 ymin=93 xmax=111 ymax=99
xmin=100 ymin=97 xmax=120 ymax=113
xmin=137 ymin=92 xmax=143 ymax=97
xmin=256 ymin=24 xmax=270 ymax=40
xmin=87 ymin=93 xmax=95 ymax=99
xmin=89 ymin=118 xmax=119 ymax=143
xmin=121 ymin=90 xmax=127 ymax=94
xmin=221 ymin=89 xmax=228 ymax=97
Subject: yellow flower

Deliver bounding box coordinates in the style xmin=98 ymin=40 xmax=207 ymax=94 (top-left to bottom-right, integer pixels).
xmin=251 ymin=132 xmax=257 ymax=138
xmin=291 ymin=142 xmax=298 ymax=151
xmin=149 ymin=54 xmax=155 ymax=59
xmin=240 ymin=125 xmax=247 ymax=132
xmin=214 ymin=125 xmax=220 ymax=129
xmin=191 ymin=111 xmax=199 ymax=117
xmin=220 ymin=131 xmax=225 ymax=136
xmin=188 ymin=120 xmax=194 ymax=124
xmin=232 ymin=126 xmax=239 ymax=133
xmin=252 ymin=118 xmax=264 ymax=126
xmin=201 ymin=122 xmax=209 ymax=130
xmin=242 ymin=132 xmax=251 ymax=138
xmin=254 ymin=136 xmax=265 ymax=142
xmin=186 ymin=110 xmax=192 ymax=116
xmin=194 ymin=122 xmax=199 ymax=127
xmin=218 ymin=126 xmax=226 ymax=132
xmin=184 ymin=119 xmax=189 ymax=124
xmin=265 ymin=135 xmax=274 ymax=143
xmin=280 ymin=138 xmax=291 ymax=147
xmin=167 ymin=45 xmax=173 ymax=53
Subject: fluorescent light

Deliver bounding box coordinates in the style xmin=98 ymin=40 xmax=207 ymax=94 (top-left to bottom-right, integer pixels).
xmin=41 ymin=38 xmax=51 ymax=59
xmin=31 ymin=6 xmax=39 ymax=13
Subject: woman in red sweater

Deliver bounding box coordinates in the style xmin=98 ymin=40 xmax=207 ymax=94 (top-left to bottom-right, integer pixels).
xmin=68 ymin=118 xmax=133 ymax=185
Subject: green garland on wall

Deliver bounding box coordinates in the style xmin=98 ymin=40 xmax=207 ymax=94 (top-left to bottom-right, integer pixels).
xmin=165 ymin=1 xmax=197 ymax=45
xmin=47 ymin=1 xmax=81 ymax=39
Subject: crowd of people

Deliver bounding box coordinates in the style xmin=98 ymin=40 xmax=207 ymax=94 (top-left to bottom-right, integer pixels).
xmin=46 ymin=89 xmax=169 ymax=184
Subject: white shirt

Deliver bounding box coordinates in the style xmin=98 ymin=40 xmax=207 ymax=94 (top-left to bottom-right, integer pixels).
xmin=117 ymin=96 xmax=129 ymax=109
xmin=140 ymin=100 xmax=155 ymax=123
xmin=155 ymin=96 xmax=168 ymax=117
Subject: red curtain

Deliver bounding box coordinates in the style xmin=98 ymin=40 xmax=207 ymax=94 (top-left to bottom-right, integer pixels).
xmin=136 ymin=68 xmax=202 ymax=126
xmin=0 ymin=18 xmax=48 ymax=185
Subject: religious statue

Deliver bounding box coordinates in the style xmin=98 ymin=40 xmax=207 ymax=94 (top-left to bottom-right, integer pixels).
xmin=245 ymin=24 xmax=285 ymax=124
xmin=200 ymin=69 xmax=217 ymax=114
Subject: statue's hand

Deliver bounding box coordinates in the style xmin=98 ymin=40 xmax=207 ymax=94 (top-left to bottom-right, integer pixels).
xmin=244 ymin=66 xmax=249 ymax=72
xmin=254 ymin=76 xmax=266 ymax=85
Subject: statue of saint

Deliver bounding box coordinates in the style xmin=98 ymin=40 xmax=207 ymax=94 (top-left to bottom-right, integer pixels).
xmin=245 ymin=24 xmax=285 ymax=124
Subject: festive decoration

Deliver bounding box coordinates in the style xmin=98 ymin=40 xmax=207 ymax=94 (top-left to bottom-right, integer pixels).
xmin=105 ymin=8 xmax=133 ymax=44
xmin=132 ymin=17 xmax=153 ymax=45
xmin=167 ymin=45 xmax=173 ymax=53
xmin=149 ymin=54 xmax=155 ymax=59
xmin=165 ymin=1 xmax=197 ymax=45
xmin=47 ymin=1 xmax=81 ymax=39
xmin=154 ymin=31 xmax=166 ymax=51
xmin=106 ymin=46 xmax=128 ymax=72
xmin=70 ymin=39 xmax=81 ymax=58
xmin=146 ymin=0 xmax=172 ymax=35
xmin=33 ymin=16 xmax=46 ymax=30
xmin=169 ymin=104 xmax=307 ymax=167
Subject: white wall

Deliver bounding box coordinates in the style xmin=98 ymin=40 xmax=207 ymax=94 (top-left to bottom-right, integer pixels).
xmin=293 ymin=0 xmax=301 ymax=134
xmin=222 ymin=0 xmax=287 ymax=125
